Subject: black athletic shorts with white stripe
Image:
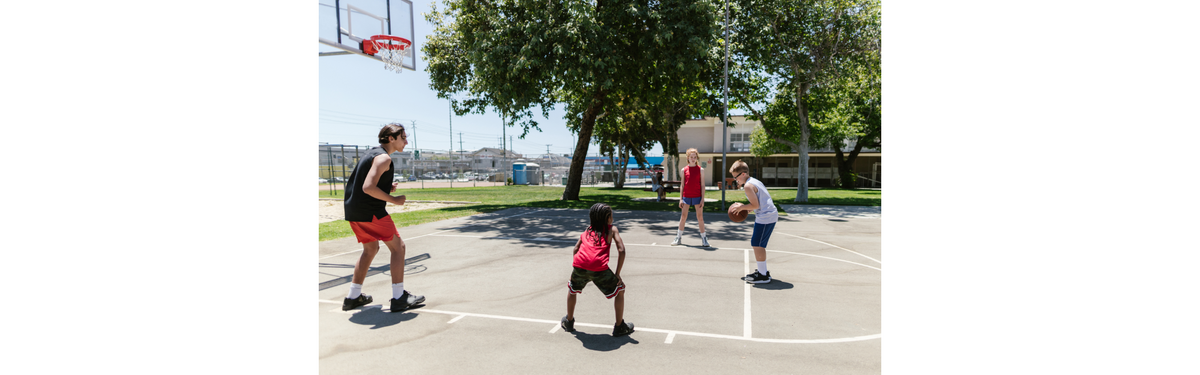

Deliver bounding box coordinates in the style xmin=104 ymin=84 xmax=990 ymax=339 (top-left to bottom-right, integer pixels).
xmin=567 ymin=267 xmax=625 ymax=299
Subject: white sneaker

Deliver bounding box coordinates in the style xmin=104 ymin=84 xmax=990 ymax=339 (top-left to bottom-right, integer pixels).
xmin=700 ymin=233 xmax=709 ymax=247
xmin=670 ymin=236 xmax=681 ymax=246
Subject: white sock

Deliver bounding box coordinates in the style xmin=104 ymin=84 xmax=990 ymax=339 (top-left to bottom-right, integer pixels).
xmin=757 ymin=262 xmax=768 ymax=275
xmin=392 ymin=282 xmax=405 ymax=300
xmin=700 ymin=231 xmax=707 ymax=238
xmin=348 ymin=283 xmax=363 ymax=299
xmin=676 ymin=230 xmax=683 ymax=237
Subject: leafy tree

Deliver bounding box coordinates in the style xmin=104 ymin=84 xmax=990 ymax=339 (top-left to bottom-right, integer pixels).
xmin=805 ymin=49 xmax=880 ymax=188
xmin=601 ymin=85 xmax=716 ymax=183
xmin=727 ymin=0 xmax=880 ymax=202
xmin=423 ymin=0 xmax=719 ymax=199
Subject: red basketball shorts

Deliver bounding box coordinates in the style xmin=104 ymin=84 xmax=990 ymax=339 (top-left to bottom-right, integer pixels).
xmin=348 ymin=215 xmax=399 ymax=243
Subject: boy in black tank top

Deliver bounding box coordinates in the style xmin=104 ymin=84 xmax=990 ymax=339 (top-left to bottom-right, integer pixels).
xmin=341 ymin=123 xmax=426 ymax=313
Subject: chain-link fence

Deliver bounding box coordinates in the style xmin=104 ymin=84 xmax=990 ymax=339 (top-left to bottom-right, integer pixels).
xmin=318 ymin=144 xmax=876 ymax=194
xmin=318 ymin=144 xmax=623 ymax=195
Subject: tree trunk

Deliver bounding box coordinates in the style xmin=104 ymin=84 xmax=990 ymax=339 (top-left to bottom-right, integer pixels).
xmin=659 ymin=136 xmax=679 ymax=181
xmin=834 ymin=147 xmax=854 ymax=189
xmin=794 ymin=83 xmax=811 ymax=202
xmin=834 ymin=140 xmax=865 ymax=189
xmin=606 ymin=150 xmax=616 ymax=187
xmin=614 ymin=144 xmax=629 ymax=188
xmin=562 ymin=90 xmax=606 ymax=200
xmin=833 ymin=126 xmax=877 ymax=189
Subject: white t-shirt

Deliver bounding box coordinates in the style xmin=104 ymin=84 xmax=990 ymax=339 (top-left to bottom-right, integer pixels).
xmin=744 ymin=177 xmax=778 ymax=224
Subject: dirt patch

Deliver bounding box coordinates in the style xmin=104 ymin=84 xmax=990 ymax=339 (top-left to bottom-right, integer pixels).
xmin=319 ymin=200 xmax=467 ymax=223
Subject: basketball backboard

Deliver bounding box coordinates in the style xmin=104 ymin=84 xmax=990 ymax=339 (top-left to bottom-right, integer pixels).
xmin=318 ymin=0 xmax=416 ymax=71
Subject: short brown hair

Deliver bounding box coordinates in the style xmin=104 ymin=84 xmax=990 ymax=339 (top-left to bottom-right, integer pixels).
xmin=728 ymin=159 xmax=749 ymax=176
xmin=378 ymin=123 xmax=406 ymax=144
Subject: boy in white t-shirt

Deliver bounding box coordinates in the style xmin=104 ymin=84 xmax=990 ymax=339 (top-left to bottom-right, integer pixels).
xmin=728 ymin=160 xmax=778 ymax=283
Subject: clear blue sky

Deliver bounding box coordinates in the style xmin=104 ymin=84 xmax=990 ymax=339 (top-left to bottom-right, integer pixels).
xmin=319 ymin=0 xmax=671 ymax=158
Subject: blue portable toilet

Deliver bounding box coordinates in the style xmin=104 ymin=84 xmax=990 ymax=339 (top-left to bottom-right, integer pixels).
xmin=512 ymin=163 xmax=527 ymax=185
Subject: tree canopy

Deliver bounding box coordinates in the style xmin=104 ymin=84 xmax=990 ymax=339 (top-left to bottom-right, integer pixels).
xmin=423 ymin=0 xmax=721 ymax=199
xmin=727 ymin=0 xmax=881 ymax=201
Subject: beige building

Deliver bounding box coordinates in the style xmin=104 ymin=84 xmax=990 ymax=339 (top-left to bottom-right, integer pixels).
xmin=674 ymin=116 xmax=881 ymax=188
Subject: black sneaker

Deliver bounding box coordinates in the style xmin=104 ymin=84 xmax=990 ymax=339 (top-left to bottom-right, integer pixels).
xmin=390 ymin=290 xmax=425 ymax=312
xmin=342 ymin=294 xmax=373 ymax=311
xmin=561 ymin=316 xmax=576 ymax=332
xmin=743 ymin=270 xmax=772 ymax=284
xmin=612 ymin=320 xmax=635 ymax=337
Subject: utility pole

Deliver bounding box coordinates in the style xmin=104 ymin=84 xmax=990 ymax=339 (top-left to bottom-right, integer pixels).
xmin=412 ymin=120 xmax=420 ymax=188
xmin=721 ymin=0 xmax=729 ymax=211
xmin=502 ymin=115 xmax=507 ymax=185
xmin=458 ymin=132 xmax=464 ymax=183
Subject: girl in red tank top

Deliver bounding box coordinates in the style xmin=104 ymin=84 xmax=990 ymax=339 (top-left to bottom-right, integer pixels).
xmin=563 ymin=203 xmax=634 ymax=336
xmin=672 ymin=148 xmax=709 ymax=247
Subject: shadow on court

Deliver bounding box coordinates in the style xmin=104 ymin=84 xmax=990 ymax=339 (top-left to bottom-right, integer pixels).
xmin=319 ymin=206 xmax=881 ymax=374
xmin=318 ymin=254 xmax=431 ymax=291
xmin=753 ymin=279 xmax=795 ymax=290
xmin=347 ymin=306 xmax=423 ymax=330
xmin=445 ymin=208 xmax=754 ymax=249
xmin=569 ymin=331 xmax=640 ymax=351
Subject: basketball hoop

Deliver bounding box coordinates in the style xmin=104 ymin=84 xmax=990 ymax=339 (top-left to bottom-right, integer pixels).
xmin=363 ymin=35 xmax=412 ymax=73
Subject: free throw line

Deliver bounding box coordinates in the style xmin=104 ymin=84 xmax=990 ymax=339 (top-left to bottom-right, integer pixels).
xmin=320 ymin=300 xmax=880 ymax=344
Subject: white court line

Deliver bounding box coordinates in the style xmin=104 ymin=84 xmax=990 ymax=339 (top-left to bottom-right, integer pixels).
xmin=763 ymin=250 xmax=888 ymax=270
xmin=320 ymin=221 xmax=881 ymax=344
xmin=458 ymin=209 xmax=547 ymax=225
xmin=619 ymin=245 xmax=883 ymax=270
xmin=319 ymin=299 xmax=880 ymax=344
xmin=447 ymin=314 xmax=467 ymax=324
xmin=776 ymin=232 xmax=882 ymax=264
xmin=429 ymin=234 xmax=574 ymax=243
xmin=319 ymin=229 xmax=454 ymax=260
xmin=425 ymin=231 xmax=879 ymax=270
xmin=744 ymin=249 xmax=752 ymax=338
xmin=413 ymin=236 xmax=882 ymax=271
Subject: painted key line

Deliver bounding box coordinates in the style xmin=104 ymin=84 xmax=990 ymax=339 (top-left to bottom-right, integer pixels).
xmin=319 ymin=300 xmax=880 ymax=344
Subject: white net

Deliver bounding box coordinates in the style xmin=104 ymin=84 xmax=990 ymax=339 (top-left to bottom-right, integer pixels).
xmin=368 ymin=37 xmax=412 ymax=74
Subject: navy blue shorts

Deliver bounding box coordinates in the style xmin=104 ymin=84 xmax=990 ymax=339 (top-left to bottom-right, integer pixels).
xmin=751 ymin=222 xmax=776 ymax=248
xmin=681 ymin=197 xmax=704 ymax=206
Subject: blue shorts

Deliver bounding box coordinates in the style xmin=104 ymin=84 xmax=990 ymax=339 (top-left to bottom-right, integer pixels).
xmin=681 ymin=197 xmax=704 ymax=206
xmin=751 ymin=222 xmax=776 ymax=248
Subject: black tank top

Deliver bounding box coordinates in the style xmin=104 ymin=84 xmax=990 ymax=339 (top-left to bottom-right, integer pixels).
xmin=343 ymin=146 xmax=395 ymax=222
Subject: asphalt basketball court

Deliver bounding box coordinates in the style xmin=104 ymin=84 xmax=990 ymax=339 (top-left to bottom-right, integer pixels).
xmin=318 ymin=205 xmax=881 ymax=374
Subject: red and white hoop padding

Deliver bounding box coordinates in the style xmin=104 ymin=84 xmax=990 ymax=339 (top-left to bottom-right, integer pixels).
xmin=362 ymin=35 xmax=412 ymax=73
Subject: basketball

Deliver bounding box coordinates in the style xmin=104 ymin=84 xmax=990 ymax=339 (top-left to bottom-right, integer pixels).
xmin=728 ymin=203 xmax=748 ymax=223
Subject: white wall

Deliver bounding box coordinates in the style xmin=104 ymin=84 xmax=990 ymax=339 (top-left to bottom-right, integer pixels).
xmin=705 ymin=116 xmax=759 ymax=153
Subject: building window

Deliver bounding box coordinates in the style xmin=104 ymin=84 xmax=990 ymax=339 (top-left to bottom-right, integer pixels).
xmin=729 ymin=133 xmax=751 ymax=152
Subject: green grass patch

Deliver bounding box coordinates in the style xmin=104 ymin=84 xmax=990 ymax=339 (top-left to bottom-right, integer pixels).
xmin=318 ymin=185 xmax=880 ymax=241
xmin=760 ymin=188 xmax=881 ymax=206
